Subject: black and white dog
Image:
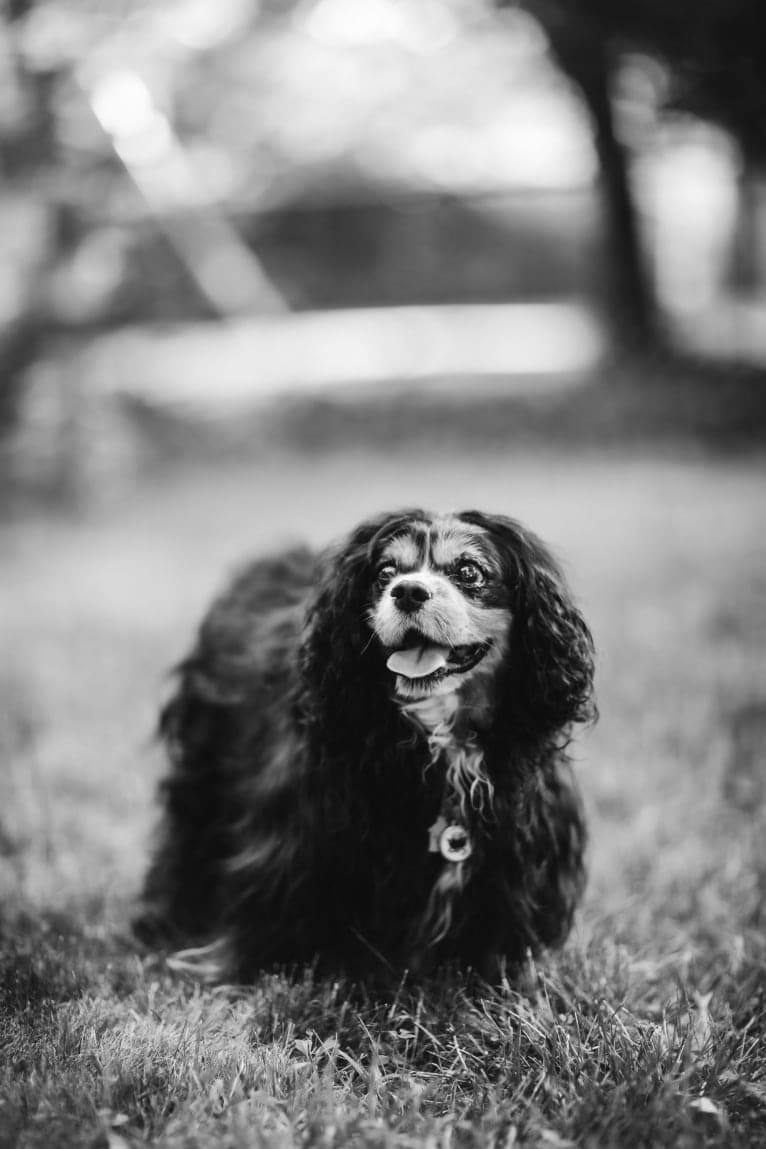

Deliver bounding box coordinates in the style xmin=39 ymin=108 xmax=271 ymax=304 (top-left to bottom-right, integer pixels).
xmin=136 ymin=509 xmax=595 ymax=981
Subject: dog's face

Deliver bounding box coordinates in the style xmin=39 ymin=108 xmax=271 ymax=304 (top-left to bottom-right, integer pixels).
xmin=368 ymin=514 xmax=512 ymax=701
xmin=306 ymin=507 xmax=594 ymax=738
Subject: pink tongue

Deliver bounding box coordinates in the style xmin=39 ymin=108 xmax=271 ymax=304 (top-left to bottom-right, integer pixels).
xmin=386 ymin=644 xmax=449 ymax=679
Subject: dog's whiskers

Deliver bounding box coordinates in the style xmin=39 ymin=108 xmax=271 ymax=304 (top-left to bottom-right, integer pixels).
xmin=359 ymin=630 xmax=377 ymax=656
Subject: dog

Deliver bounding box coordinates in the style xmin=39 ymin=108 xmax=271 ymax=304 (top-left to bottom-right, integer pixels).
xmin=135 ymin=509 xmax=595 ymax=981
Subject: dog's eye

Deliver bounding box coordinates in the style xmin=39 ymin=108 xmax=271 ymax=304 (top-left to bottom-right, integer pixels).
xmin=455 ymin=560 xmax=486 ymax=588
xmin=376 ymin=563 xmax=397 ymax=585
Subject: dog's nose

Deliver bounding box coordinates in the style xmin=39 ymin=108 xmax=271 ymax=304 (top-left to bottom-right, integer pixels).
xmin=391 ymin=579 xmax=432 ymax=614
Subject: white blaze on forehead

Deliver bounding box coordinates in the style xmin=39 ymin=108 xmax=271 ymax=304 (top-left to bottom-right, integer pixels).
xmin=380 ymin=531 xmax=426 ymax=570
xmin=379 ymin=518 xmax=490 ymax=573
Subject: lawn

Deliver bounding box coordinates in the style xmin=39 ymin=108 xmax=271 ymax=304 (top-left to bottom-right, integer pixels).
xmin=1 ymin=446 xmax=765 ymax=1147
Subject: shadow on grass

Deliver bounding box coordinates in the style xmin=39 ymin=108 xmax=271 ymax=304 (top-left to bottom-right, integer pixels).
xmin=3 ymin=349 xmax=765 ymax=514
xmin=123 ymin=354 xmax=766 ymax=471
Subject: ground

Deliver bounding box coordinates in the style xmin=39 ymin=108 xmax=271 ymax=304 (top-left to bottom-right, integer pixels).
xmin=1 ymin=445 xmax=765 ymax=1147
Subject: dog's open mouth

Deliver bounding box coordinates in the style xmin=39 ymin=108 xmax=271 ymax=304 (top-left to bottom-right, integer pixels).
xmin=386 ymin=631 xmax=491 ymax=685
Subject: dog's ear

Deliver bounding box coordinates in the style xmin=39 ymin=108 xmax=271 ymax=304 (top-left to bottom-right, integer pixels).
xmin=301 ymin=510 xmax=427 ymax=719
xmin=458 ymin=511 xmax=596 ymax=742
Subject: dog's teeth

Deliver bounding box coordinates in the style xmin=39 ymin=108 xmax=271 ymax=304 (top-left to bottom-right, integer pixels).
xmin=387 ymin=644 xmax=449 ymax=679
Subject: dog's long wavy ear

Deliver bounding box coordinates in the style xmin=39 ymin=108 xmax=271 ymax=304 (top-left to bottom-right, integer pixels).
xmin=459 ymin=511 xmax=596 ymax=743
xmin=301 ymin=510 xmax=427 ymax=726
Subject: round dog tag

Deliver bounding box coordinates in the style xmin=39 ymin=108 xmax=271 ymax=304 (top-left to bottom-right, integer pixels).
xmin=439 ymin=824 xmax=472 ymax=863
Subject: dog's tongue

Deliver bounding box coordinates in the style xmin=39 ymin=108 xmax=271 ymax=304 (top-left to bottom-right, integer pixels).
xmin=386 ymin=643 xmax=449 ymax=679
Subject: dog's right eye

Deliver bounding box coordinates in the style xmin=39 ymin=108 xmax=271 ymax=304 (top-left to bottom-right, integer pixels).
xmin=377 ymin=563 xmax=397 ymax=585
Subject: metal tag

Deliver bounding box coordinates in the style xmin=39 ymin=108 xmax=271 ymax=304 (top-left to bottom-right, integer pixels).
xmin=438 ymin=823 xmax=472 ymax=863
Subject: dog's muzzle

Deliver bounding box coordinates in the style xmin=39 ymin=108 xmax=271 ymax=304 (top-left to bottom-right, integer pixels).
xmin=390 ymin=579 xmax=433 ymax=615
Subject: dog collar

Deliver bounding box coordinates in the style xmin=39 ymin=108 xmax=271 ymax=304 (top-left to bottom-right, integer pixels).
xmin=428 ymin=815 xmax=473 ymax=862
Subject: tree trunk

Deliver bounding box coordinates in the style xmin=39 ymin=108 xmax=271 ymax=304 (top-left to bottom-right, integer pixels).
xmin=541 ymin=16 xmax=661 ymax=352
xmin=729 ymin=164 xmax=763 ymax=294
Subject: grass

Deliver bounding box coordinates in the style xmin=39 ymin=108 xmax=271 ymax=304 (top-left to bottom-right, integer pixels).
xmin=1 ymin=444 xmax=765 ymax=1147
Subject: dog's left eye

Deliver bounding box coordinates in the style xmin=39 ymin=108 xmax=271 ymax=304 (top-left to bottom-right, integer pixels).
xmin=376 ymin=563 xmax=397 ymax=585
xmin=455 ymin=560 xmax=486 ymax=587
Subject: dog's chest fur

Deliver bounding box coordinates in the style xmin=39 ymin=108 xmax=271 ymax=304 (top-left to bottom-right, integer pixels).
xmin=402 ymin=689 xmax=494 ymax=813
xmin=397 ymin=690 xmax=494 ymax=952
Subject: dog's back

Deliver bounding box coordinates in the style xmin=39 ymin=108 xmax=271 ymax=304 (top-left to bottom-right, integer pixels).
xmin=135 ymin=547 xmax=317 ymax=947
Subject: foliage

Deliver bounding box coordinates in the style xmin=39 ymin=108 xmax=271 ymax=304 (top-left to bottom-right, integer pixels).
xmin=520 ymin=0 xmax=766 ymax=160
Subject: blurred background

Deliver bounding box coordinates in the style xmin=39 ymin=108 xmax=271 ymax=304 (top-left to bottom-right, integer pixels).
xmin=1 ymin=1 xmax=765 ymax=942
xmin=1 ymin=0 xmax=765 ymax=500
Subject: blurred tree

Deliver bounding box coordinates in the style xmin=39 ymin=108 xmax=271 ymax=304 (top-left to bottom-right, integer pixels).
xmin=631 ymin=0 xmax=766 ymax=294
xmin=507 ymin=0 xmax=766 ymax=351
xmin=0 ymin=0 xmax=53 ymax=432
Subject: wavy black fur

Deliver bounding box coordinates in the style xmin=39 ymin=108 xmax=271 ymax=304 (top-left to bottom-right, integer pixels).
xmin=135 ymin=510 xmax=596 ymax=981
